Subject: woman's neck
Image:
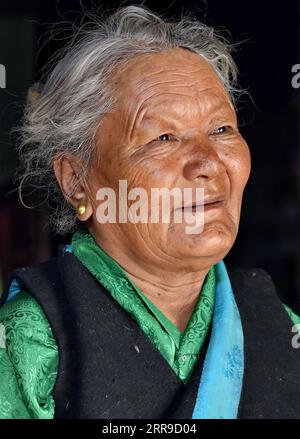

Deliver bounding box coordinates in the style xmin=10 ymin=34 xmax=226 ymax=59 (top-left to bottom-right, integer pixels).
xmin=125 ymin=270 xmax=207 ymax=332
xmin=90 ymin=227 xmax=210 ymax=331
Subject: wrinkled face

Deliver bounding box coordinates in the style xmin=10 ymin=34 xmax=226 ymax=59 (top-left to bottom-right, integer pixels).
xmin=87 ymin=48 xmax=251 ymax=270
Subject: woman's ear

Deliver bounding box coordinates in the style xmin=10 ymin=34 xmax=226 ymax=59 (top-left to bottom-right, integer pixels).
xmin=53 ymin=154 xmax=93 ymax=221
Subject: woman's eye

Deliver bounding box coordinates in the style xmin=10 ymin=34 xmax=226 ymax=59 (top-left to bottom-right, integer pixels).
xmin=147 ymin=133 xmax=176 ymax=146
xmin=213 ymin=126 xmax=232 ymax=135
xmin=156 ymin=133 xmax=173 ymax=142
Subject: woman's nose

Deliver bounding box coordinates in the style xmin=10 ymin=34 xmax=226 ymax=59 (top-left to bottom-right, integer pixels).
xmin=182 ymin=147 xmax=226 ymax=182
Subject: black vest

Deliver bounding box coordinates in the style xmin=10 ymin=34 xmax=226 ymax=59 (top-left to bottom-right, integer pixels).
xmin=2 ymin=253 xmax=300 ymax=419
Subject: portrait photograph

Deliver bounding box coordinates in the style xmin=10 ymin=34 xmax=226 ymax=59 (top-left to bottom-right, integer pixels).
xmin=0 ymin=0 xmax=299 ymax=426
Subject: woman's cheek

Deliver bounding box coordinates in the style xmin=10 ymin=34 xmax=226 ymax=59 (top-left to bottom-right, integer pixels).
xmin=237 ymin=138 xmax=251 ymax=179
xmin=230 ymin=143 xmax=251 ymax=190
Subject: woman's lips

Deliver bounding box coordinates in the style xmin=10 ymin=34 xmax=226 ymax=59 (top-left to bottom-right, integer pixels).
xmin=179 ymin=194 xmax=226 ymax=212
xmin=202 ymin=199 xmax=225 ymax=212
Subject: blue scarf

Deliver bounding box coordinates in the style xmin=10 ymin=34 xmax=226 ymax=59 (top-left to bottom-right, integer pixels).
xmin=192 ymin=260 xmax=244 ymax=419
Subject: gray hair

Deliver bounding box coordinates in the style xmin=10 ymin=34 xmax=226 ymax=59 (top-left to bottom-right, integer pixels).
xmin=18 ymin=4 xmax=240 ymax=234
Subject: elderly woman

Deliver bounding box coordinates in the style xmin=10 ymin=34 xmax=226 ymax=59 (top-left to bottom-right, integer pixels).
xmin=1 ymin=5 xmax=300 ymax=420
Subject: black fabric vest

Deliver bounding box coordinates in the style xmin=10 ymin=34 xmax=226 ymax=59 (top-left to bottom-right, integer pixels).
xmin=2 ymin=253 xmax=300 ymax=419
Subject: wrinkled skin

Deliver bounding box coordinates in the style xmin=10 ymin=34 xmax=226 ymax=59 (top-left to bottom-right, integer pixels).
xmin=54 ymin=48 xmax=251 ymax=330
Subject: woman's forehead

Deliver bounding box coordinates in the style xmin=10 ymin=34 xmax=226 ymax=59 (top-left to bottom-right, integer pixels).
xmin=108 ymin=48 xmax=232 ymax=119
xmin=96 ymin=48 xmax=235 ymax=150
xmin=111 ymin=48 xmax=224 ymax=93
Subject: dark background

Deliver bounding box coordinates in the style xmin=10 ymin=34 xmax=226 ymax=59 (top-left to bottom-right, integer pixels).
xmin=0 ymin=0 xmax=299 ymax=310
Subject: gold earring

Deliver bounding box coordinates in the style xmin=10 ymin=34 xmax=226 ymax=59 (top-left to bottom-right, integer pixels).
xmin=77 ymin=204 xmax=86 ymax=216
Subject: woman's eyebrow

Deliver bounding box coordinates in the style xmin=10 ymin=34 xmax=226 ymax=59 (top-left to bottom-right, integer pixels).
xmin=130 ymin=110 xmax=179 ymax=141
xmin=134 ymin=103 xmax=235 ymax=134
xmin=208 ymin=112 xmax=237 ymax=125
xmin=128 ymin=91 xmax=235 ymax=142
xmin=131 ymin=96 xmax=187 ymax=133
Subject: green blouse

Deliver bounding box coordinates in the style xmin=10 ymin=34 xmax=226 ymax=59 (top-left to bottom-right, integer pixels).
xmin=0 ymin=231 xmax=215 ymax=419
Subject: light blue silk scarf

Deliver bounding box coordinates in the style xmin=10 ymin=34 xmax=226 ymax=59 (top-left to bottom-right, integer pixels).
xmin=192 ymin=260 xmax=244 ymax=419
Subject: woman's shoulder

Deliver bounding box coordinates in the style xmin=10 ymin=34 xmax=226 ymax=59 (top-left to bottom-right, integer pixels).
xmin=228 ymin=266 xmax=276 ymax=295
xmin=0 ymin=289 xmax=59 ymax=363
xmin=1 ymin=288 xmax=42 ymax=312
xmin=228 ymin=266 xmax=300 ymax=324
xmin=0 ymin=289 xmax=55 ymax=334
xmin=0 ymin=290 xmax=58 ymax=419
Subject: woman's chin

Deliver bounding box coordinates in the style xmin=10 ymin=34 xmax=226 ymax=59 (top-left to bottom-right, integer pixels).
xmin=166 ymin=221 xmax=236 ymax=260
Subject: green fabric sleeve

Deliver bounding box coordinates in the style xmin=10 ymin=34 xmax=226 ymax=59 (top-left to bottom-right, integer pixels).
xmin=0 ymin=291 xmax=58 ymax=419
